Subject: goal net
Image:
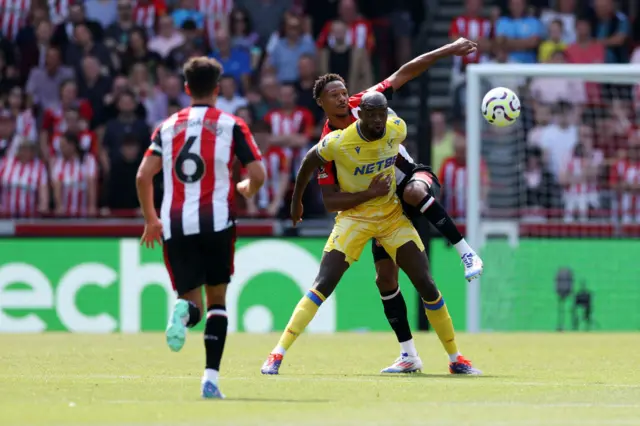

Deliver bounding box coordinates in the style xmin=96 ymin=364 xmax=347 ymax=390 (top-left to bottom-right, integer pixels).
xmin=464 ymin=63 xmax=640 ymax=333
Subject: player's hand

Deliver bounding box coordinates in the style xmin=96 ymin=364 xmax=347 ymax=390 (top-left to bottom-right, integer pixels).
xmin=141 ymin=218 xmax=163 ymax=249
xmin=290 ymin=200 xmax=304 ymax=227
xmin=448 ymin=37 xmax=477 ymax=57
xmin=236 ymin=179 xmax=253 ymax=199
xmin=367 ymin=174 xmax=392 ymax=197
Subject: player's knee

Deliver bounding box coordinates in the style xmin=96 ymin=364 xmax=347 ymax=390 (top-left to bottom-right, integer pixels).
xmin=403 ymin=181 xmax=428 ymax=207
xmin=420 ymin=274 xmax=440 ymax=302
xmin=375 ymin=272 xmax=398 ymax=294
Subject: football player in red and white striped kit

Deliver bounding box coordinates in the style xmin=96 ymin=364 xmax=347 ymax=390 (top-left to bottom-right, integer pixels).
xmin=262 ymin=38 xmax=483 ymax=376
xmin=136 ymin=57 xmax=265 ymax=399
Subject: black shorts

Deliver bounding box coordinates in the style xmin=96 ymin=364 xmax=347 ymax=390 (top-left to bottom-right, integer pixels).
xmin=372 ymin=165 xmax=440 ymax=263
xmin=162 ymin=226 xmax=236 ymax=295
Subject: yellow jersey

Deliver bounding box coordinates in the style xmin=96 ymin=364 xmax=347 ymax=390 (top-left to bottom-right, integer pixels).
xmin=316 ymin=116 xmax=407 ymax=222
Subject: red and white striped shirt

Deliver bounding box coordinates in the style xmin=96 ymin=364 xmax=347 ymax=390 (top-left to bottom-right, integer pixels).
xmin=610 ymin=159 xmax=640 ymax=222
xmin=255 ymin=145 xmax=290 ymax=209
xmin=449 ymin=16 xmax=492 ymax=66
xmin=51 ymin=154 xmax=97 ymax=216
xmin=42 ymin=102 xmax=94 ymax=139
xmin=15 ymin=110 xmax=37 ymax=142
xmin=0 ymin=0 xmax=30 ymax=40
xmin=50 ymin=130 xmax=98 ymax=157
xmin=48 ymin=0 xmax=69 ymax=25
xmin=0 ymin=156 xmax=47 ymax=217
xmin=564 ymin=157 xmax=597 ymax=197
xmin=317 ymin=18 xmax=374 ymax=52
xmin=264 ymin=107 xmax=314 ymax=174
xmin=439 ymin=156 xmax=488 ymax=218
xmin=199 ymin=0 xmax=233 ymax=48
xmin=134 ymin=0 xmax=167 ymax=36
xmin=147 ymin=106 xmax=262 ymax=239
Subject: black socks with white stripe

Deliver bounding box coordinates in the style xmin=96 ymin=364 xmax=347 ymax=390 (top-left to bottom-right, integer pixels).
xmin=418 ymin=195 xmax=467 ymax=252
xmin=380 ymin=287 xmax=416 ymax=355
xmin=203 ymin=305 xmax=228 ymax=383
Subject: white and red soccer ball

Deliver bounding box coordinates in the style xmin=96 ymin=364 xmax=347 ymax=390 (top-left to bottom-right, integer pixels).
xmin=482 ymin=87 xmax=521 ymax=127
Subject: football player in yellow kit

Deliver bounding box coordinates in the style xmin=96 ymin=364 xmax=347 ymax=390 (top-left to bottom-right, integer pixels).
xmin=261 ymin=91 xmax=480 ymax=375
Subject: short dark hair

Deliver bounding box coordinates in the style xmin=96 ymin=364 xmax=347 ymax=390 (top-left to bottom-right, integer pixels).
xmin=550 ymin=18 xmax=564 ymax=28
xmin=183 ymin=57 xmax=222 ymax=98
xmin=313 ymin=73 xmax=345 ymax=101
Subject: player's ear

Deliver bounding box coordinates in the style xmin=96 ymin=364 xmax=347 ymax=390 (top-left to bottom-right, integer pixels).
xmin=184 ymin=83 xmax=191 ymax=96
xmin=316 ymin=98 xmax=323 ymax=108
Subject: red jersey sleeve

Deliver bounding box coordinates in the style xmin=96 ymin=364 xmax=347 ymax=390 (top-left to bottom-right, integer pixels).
xmin=317 ymin=161 xmax=337 ymax=185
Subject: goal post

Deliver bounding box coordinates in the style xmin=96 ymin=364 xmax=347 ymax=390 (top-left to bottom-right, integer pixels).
xmin=464 ymin=63 xmax=640 ymax=333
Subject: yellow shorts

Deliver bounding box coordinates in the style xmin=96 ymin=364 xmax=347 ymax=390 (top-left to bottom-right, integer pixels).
xmin=324 ymin=210 xmax=425 ymax=264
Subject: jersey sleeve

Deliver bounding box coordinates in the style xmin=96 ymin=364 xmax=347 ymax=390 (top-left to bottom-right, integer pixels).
xmin=389 ymin=117 xmax=407 ymax=143
xmin=315 ymin=131 xmax=340 ymax=162
xmin=145 ymin=125 xmax=163 ymax=157
xmin=233 ymin=118 xmax=263 ymax=165
xmin=317 ymin=161 xmax=337 ymax=185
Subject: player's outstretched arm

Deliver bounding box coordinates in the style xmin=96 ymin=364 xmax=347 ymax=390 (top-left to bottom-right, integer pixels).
xmin=320 ymin=174 xmax=391 ymax=212
xmin=386 ymin=38 xmax=478 ymax=91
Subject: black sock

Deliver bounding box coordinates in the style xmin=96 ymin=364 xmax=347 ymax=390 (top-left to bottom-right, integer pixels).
xmin=204 ymin=304 xmax=228 ymax=371
xmin=186 ymin=301 xmax=201 ymax=328
xmin=417 ymin=195 xmax=463 ymax=245
xmin=380 ymin=287 xmax=412 ymax=343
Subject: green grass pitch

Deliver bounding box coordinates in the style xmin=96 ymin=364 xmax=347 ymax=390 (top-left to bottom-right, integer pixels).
xmin=1 ymin=333 xmax=639 ymax=426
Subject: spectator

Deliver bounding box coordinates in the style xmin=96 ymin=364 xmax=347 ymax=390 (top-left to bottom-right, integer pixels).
xmin=538 ymin=19 xmax=566 ymax=62
xmin=0 ymin=0 xmax=31 ymax=41
xmin=15 ymin=6 xmax=49 ymax=65
xmin=540 ymin=0 xmax=577 ymax=43
xmin=52 ymin=2 xmax=103 ymax=50
xmin=215 ymin=75 xmax=248 ymax=114
xmin=431 ymin=111 xmax=455 ymax=177
xmin=560 ymin=141 xmax=600 ymax=222
xmin=237 ymin=0 xmax=294 ymax=47
xmin=148 ymin=15 xmax=186 ymax=59
xmin=0 ymin=50 xmax=19 ymax=97
xmin=154 ymin=74 xmax=190 ymax=122
xmin=85 ymin=0 xmax=119 ymax=29
xmin=5 ymin=86 xmax=37 ymax=144
xmin=591 ymin=0 xmax=630 ymax=63
xmin=530 ymin=50 xmax=586 ymax=106
xmin=252 ymin=129 xmax=291 ymax=217
xmin=166 ymin=20 xmax=207 ymax=71
xmin=317 ymin=0 xmax=374 ymax=53
xmin=449 ymin=0 xmax=493 ymax=92
xmin=251 ymin=74 xmax=280 ymax=120
xmin=18 ymin=20 xmax=53 ymax=78
xmin=120 ymin=28 xmax=163 ymax=76
xmin=229 ymin=7 xmax=260 ymax=51
xmin=439 ymin=133 xmax=489 ymax=219
xmin=50 ymin=108 xmax=98 ymax=159
xmin=527 ymin=104 xmax=552 ymax=147
xmin=535 ymin=101 xmax=579 ymax=178
xmin=102 ymin=90 xmax=150 ymax=173
xmin=25 ymin=48 xmax=75 ymax=109
xmin=200 ymin=0 xmax=234 ymax=50
xmin=129 ymin=63 xmax=158 ymax=126
xmin=65 ymin=23 xmax=113 ymax=77
xmin=134 ymin=0 xmax=168 ymax=37
xmin=40 ymin=80 xmax=93 ymax=163
xmin=0 ymin=139 xmax=49 ymax=218
xmin=294 ymin=54 xmax=323 ymax=124
xmin=105 ymin=133 xmax=143 ymax=211
xmin=51 ymin=132 xmax=98 ymax=217
xmin=103 ymin=75 xmax=147 ymax=122
xmin=265 ymin=15 xmax=316 ymax=83
xmin=318 ymin=20 xmax=372 ymax=95
xmin=104 ymin=0 xmax=139 ymax=61
xmin=47 ymin=0 xmax=72 ymax=25
xmin=172 ymin=0 xmax=205 ymax=30
xmin=522 ymin=146 xmax=561 ymax=218
xmin=610 ymin=129 xmax=640 ymax=223
xmin=210 ymin=29 xmax=252 ymax=93
xmin=483 ymin=46 xmax=527 ymax=92
xmin=78 ymin=56 xmax=112 ymax=128
xmin=0 ymin=111 xmax=19 ymax=158
xmin=264 ymin=83 xmax=315 ymax=173
xmin=565 ymin=17 xmax=605 ymax=104
xmin=496 ymin=0 xmax=544 ymax=64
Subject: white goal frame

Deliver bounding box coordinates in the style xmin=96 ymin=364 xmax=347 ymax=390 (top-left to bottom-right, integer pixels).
xmin=464 ymin=63 xmax=640 ymax=333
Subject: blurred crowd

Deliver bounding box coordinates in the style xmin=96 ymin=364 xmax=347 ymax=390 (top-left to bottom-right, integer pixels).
xmin=0 ymin=0 xmax=423 ymax=219
xmin=437 ymin=0 xmax=640 ymax=224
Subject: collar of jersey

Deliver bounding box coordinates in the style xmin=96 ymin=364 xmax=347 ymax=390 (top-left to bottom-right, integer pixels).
xmin=356 ymin=121 xmax=386 ymax=142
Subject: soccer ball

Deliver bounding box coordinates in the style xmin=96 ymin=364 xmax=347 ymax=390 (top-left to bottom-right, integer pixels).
xmin=481 ymin=87 xmax=521 ymax=127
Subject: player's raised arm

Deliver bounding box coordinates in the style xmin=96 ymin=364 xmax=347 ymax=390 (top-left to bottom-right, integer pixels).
xmin=386 ymin=38 xmax=478 ymax=91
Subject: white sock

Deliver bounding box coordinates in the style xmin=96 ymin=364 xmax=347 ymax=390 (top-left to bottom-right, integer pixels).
xmin=202 ymin=368 xmax=219 ymax=384
xmin=454 ymin=239 xmax=474 ymax=257
xmin=272 ymin=345 xmax=286 ymax=356
xmin=400 ymin=339 xmax=418 ymax=357
xmin=448 ymin=352 xmax=461 ymax=363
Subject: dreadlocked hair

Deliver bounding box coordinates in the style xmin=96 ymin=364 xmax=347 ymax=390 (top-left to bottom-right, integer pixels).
xmin=313 ymin=73 xmax=345 ymax=101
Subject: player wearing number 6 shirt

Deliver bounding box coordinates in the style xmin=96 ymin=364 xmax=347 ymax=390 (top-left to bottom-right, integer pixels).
xmin=136 ymin=57 xmax=265 ymax=400
xmin=264 ymin=38 xmax=483 ymax=375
